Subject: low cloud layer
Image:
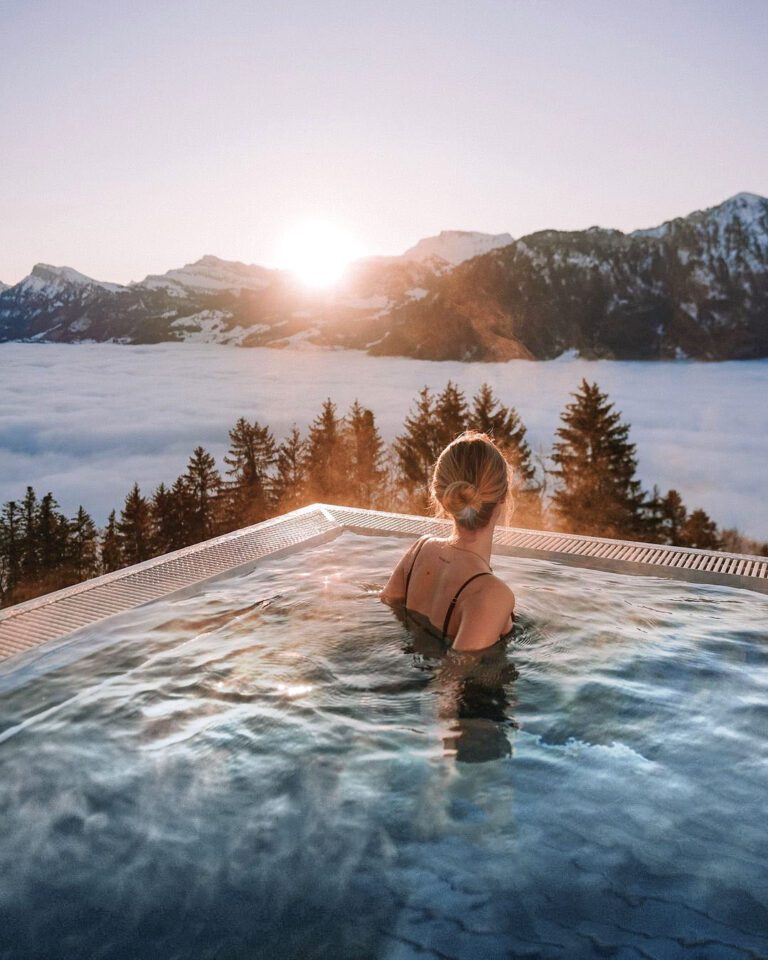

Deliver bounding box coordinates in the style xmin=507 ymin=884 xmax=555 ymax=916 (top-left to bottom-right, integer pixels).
xmin=1 ymin=343 xmax=766 ymax=539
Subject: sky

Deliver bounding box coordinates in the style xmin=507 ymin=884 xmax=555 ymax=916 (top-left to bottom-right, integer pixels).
xmin=1 ymin=0 xmax=767 ymax=285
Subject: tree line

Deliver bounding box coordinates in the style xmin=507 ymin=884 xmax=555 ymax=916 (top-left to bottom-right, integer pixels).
xmin=1 ymin=379 xmax=764 ymax=608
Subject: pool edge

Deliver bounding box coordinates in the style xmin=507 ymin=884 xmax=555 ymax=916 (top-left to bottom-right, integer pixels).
xmin=1 ymin=503 xmax=766 ymax=662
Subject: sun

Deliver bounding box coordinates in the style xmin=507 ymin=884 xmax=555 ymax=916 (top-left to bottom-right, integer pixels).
xmin=277 ymin=220 xmax=362 ymax=288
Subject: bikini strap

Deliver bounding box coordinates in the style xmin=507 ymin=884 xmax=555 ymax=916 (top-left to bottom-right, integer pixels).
xmin=442 ymin=572 xmax=491 ymax=640
xmin=403 ymin=536 xmax=429 ymax=607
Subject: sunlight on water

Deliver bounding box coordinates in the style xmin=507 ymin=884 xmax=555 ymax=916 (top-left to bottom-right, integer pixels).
xmin=0 ymin=533 xmax=767 ymax=959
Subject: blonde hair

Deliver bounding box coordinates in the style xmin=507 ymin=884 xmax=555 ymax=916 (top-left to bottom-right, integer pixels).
xmin=430 ymin=430 xmax=513 ymax=531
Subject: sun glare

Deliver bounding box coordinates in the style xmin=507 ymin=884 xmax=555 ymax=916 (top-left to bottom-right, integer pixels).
xmin=277 ymin=220 xmax=361 ymax=288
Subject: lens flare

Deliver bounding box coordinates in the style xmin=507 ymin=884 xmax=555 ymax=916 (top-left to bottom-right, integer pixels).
xmin=276 ymin=220 xmax=361 ymax=288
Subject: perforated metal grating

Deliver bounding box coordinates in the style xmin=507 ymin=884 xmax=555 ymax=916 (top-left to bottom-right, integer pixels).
xmin=331 ymin=505 xmax=768 ymax=585
xmin=1 ymin=503 xmax=766 ymax=663
xmin=0 ymin=507 xmax=339 ymax=662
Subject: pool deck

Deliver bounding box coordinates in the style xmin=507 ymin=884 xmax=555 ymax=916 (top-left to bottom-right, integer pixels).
xmin=1 ymin=503 xmax=766 ymax=663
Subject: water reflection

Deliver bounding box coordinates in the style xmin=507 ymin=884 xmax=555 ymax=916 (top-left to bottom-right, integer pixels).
xmin=390 ymin=600 xmax=521 ymax=763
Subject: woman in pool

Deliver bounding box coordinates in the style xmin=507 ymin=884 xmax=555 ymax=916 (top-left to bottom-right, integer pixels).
xmin=381 ymin=431 xmax=515 ymax=652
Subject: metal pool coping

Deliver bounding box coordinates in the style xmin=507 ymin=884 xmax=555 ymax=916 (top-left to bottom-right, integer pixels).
xmin=1 ymin=503 xmax=766 ymax=663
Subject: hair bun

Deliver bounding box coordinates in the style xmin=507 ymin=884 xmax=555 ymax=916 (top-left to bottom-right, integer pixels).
xmin=442 ymin=480 xmax=483 ymax=519
xmin=430 ymin=430 xmax=511 ymax=531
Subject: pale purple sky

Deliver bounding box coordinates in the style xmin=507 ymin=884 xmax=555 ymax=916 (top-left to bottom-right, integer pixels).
xmin=1 ymin=0 xmax=766 ymax=285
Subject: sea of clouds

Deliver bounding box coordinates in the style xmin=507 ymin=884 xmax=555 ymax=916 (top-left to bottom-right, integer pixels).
xmin=1 ymin=342 xmax=766 ymax=539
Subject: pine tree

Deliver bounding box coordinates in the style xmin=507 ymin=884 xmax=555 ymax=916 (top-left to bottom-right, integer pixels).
xmin=213 ymin=478 xmax=245 ymax=536
xmin=680 ymin=509 xmax=721 ymax=550
xmin=652 ymin=488 xmax=688 ymax=545
xmin=644 ymin=485 xmax=666 ymax=543
xmin=100 ymin=510 xmax=122 ymax=573
xmin=36 ymin=492 xmax=69 ymax=574
xmin=117 ymin=484 xmax=153 ymax=565
xmin=20 ymin=486 xmax=39 ymax=581
xmin=467 ymin=383 xmax=542 ymax=526
xmin=550 ymin=380 xmax=647 ymax=539
xmin=434 ymin=380 xmax=468 ymax=449
xmin=184 ymin=446 xmax=221 ymax=541
xmin=468 ymin=383 xmax=535 ymax=482
xmin=272 ymin=426 xmax=308 ymax=512
xmin=0 ymin=500 xmax=22 ymax=601
xmin=304 ymin=399 xmax=348 ymax=503
xmin=392 ymin=387 xmax=441 ymax=512
xmin=168 ymin=476 xmax=198 ymax=548
xmin=149 ymin=482 xmax=176 ymax=555
xmin=223 ymin=417 xmax=276 ymax=524
xmin=344 ymin=400 xmax=388 ymax=508
xmin=68 ymin=507 xmax=99 ymax=581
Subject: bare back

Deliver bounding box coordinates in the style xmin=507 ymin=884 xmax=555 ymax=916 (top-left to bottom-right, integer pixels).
xmin=384 ymin=536 xmax=515 ymax=650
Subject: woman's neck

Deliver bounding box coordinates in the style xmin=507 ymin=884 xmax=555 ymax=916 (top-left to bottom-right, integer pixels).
xmin=449 ymin=520 xmax=495 ymax=565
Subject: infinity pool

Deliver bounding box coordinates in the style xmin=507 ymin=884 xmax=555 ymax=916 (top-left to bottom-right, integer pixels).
xmin=1 ymin=533 xmax=767 ymax=959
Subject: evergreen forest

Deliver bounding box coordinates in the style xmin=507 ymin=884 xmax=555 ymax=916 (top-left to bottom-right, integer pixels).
xmin=1 ymin=380 xmax=764 ymax=609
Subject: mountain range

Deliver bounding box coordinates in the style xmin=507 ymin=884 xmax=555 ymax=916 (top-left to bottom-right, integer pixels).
xmin=1 ymin=193 xmax=766 ymax=361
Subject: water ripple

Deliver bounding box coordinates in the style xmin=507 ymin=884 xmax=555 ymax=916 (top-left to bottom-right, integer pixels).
xmin=1 ymin=533 xmax=767 ymax=960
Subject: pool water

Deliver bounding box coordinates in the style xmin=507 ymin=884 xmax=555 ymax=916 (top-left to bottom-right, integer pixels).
xmin=1 ymin=532 xmax=767 ymax=960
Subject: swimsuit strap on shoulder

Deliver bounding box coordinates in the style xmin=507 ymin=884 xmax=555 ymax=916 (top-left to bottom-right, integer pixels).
xmin=403 ymin=536 xmax=429 ymax=607
xmin=442 ymin=572 xmax=491 ymax=641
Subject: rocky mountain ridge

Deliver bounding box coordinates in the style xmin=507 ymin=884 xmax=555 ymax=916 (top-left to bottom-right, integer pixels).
xmin=1 ymin=193 xmax=766 ymax=360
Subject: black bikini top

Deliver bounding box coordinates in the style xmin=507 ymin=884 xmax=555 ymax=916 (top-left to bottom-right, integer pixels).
xmin=403 ymin=536 xmax=514 ymax=646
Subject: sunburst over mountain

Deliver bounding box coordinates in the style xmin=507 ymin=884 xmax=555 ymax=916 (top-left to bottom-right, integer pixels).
xmin=2 ymin=193 xmax=766 ymax=360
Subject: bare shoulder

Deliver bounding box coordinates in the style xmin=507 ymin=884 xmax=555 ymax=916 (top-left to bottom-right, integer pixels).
xmin=380 ymin=535 xmax=431 ymax=604
xmin=452 ymin=573 xmax=515 ymax=652
xmin=455 ymin=570 xmax=513 ymax=608
xmin=487 ymin=573 xmax=515 ymax=609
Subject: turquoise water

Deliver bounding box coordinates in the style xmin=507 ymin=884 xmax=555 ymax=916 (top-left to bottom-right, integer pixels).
xmin=1 ymin=533 xmax=767 ymax=959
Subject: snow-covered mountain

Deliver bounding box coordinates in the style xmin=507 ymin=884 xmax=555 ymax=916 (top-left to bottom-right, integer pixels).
xmin=0 ymin=264 xmax=136 ymax=343
xmin=16 ymin=263 xmax=125 ymax=295
xmin=1 ymin=196 xmax=767 ymax=359
xmin=366 ymin=193 xmax=768 ymax=360
xmin=632 ymin=192 xmax=767 ymax=245
xmin=0 ymin=281 xmax=8 ymax=292
xmin=402 ymin=230 xmax=513 ymax=266
xmin=136 ymin=254 xmax=275 ymax=295
xmin=0 ymin=240 xmax=458 ymax=348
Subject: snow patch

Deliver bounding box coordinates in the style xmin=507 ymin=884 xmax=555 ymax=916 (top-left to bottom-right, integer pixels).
xmin=16 ymin=264 xmax=125 ymax=296
xmin=552 ymin=251 xmax=600 ymax=269
xmin=272 ymin=328 xmax=322 ymax=350
xmin=170 ymin=310 xmax=234 ymax=343
xmin=402 ymin=230 xmax=514 ymax=266
xmin=337 ymin=294 xmax=391 ymax=311
xmin=631 ymin=193 xmax=768 ymax=252
xmin=631 ymin=223 xmax=669 ymax=240
xmin=136 ymin=255 xmax=273 ymax=294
